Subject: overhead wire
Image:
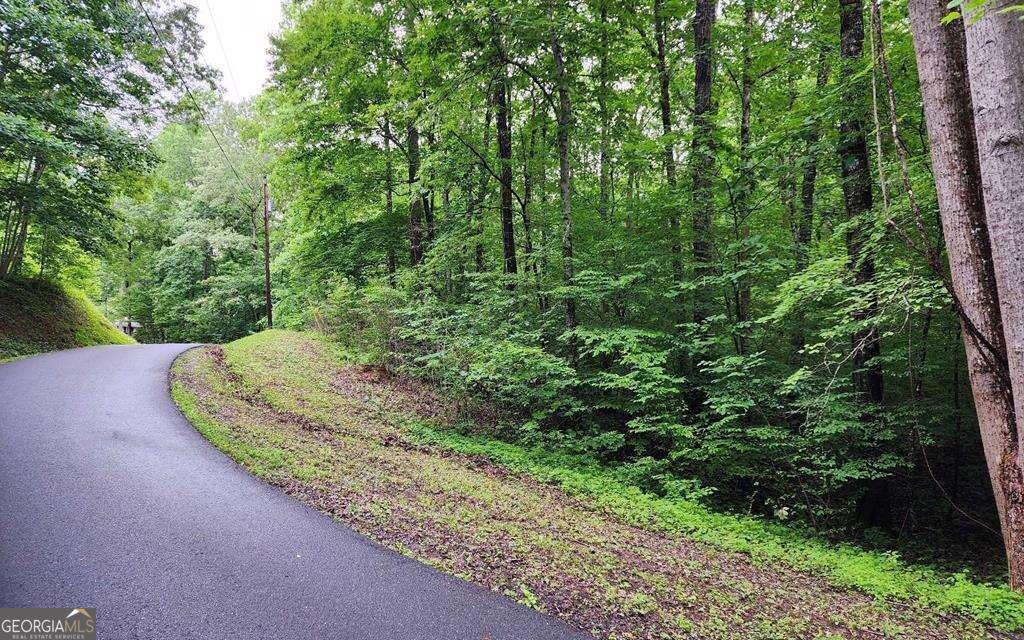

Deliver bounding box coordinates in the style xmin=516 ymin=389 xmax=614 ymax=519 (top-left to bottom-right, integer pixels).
xmin=202 ymin=0 xmax=242 ymax=99
xmin=132 ymin=0 xmax=258 ymax=202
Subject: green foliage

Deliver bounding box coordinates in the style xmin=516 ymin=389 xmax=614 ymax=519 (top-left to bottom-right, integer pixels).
xmin=405 ymin=419 xmax=1024 ymax=631
xmin=98 ymin=112 xmax=269 ymax=343
xmin=0 ymin=0 xmax=213 ymax=280
xmin=23 ymin=0 xmax=1003 ymax=595
xmin=174 ymin=328 xmax=1024 ymax=632
xmin=0 ymin=277 xmax=132 ymax=361
xmin=246 ymin=0 xmax=1008 ymax=581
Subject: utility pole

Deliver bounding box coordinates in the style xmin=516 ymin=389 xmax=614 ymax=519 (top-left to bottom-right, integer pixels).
xmin=261 ymin=174 xmax=273 ymax=329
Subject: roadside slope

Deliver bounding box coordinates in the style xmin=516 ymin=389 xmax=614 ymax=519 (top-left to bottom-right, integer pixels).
xmin=0 ymin=343 xmax=580 ymax=640
xmin=171 ymin=330 xmax=1024 ymax=640
xmin=0 ymin=278 xmax=132 ymax=361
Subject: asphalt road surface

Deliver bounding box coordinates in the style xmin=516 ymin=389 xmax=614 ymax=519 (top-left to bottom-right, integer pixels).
xmin=0 ymin=344 xmax=587 ymax=639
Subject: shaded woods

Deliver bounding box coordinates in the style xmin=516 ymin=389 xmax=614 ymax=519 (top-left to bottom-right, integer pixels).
xmin=258 ymin=0 xmax=1024 ymax=586
xmin=4 ymin=0 xmax=1024 ymax=590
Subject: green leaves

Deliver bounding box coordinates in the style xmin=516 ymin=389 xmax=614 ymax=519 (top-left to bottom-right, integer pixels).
xmin=0 ymin=0 xmax=213 ymax=280
xmin=940 ymin=0 xmax=1022 ymax=24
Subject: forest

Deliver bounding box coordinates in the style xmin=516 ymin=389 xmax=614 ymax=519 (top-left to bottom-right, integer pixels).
xmin=3 ymin=0 xmax=1024 ymax=597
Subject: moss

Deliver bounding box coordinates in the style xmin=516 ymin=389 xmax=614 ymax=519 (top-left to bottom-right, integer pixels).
xmin=0 ymin=277 xmax=132 ymax=361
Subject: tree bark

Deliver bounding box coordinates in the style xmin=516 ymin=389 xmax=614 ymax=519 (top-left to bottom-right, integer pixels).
xmin=653 ymin=0 xmax=682 ymax=282
xmin=552 ymin=34 xmax=577 ymax=333
xmin=493 ymin=56 xmax=517 ymax=277
xmin=958 ymin=0 xmax=1024 ymax=589
xmin=965 ymin=0 xmax=1024 ymax=461
xmin=690 ymin=0 xmax=718 ymax=328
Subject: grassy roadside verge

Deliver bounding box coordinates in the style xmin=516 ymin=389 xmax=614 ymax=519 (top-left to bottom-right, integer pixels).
xmin=0 ymin=278 xmax=132 ymax=362
xmin=171 ymin=330 xmax=1023 ymax=639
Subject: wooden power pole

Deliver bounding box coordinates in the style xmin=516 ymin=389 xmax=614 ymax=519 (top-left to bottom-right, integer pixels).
xmin=261 ymin=174 xmax=273 ymax=329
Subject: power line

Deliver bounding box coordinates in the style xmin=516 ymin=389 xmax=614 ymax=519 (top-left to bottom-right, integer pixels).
xmin=202 ymin=0 xmax=242 ymax=98
xmin=132 ymin=0 xmax=257 ymax=199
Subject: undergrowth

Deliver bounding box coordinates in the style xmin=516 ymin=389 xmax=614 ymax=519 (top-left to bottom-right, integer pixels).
xmin=0 ymin=277 xmax=132 ymax=361
xmin=173 ymin=330 xmax=1024 ymax=633
xmin=402 ymin=419 xmax=1024 ymax=631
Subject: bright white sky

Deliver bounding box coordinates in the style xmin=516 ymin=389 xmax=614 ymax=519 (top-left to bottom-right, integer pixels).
xmin=187 ymin=0 xmax=283 ymax=102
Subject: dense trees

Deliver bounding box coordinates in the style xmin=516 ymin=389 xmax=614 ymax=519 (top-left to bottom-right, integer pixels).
xmin=100 ymin=106 xmax=271 ymax=343
xmin=0 ymin=0 xmax=211 ymax=281
xmin=252 ymin=0 xmax=1024 ymax=582
xmin=4 ymin=0 xmax=1024 ymax=589
xmin=221 ymin=0 xmax=1024 ymax=584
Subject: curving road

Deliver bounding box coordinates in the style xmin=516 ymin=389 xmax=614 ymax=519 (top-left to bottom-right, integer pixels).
xmin=0 ymin=344 xmax=586 ymax=639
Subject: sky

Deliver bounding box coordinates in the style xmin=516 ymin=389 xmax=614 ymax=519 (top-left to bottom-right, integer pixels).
xmin=187 ymin=0 xmax=284 ymax=102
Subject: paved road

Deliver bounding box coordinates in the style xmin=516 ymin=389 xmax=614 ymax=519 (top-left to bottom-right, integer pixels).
xmin=0 ymin=345 xmax=586 ymax=639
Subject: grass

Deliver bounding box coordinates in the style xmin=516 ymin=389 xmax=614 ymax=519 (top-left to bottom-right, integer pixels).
xmin=171 ymin=329 xmax=1024 ymax=639
xmin=0 ymin=277 xmax=132 ymax=361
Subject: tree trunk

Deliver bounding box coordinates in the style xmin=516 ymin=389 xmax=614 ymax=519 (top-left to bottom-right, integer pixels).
xmin=404 ymin=7 xmax=424 ymax=268
xmin=0 ymin=158 xmax=43 ymax=278
xmin=839 ymin=0 xmax=886 ymax=528
xmin=470 ymin=104 xmax=492 ymax=273
xmin=538 ymin=117 xmax=551 ymax=313
xmin=690 ymin=0 xmax=718 ymax=328
xmin=407 ymin=119 xmax=424 ymax=267
xmin=384 ymin=119 xmax=397 ymax=287
xmin=261 ymin=175 xmax=274 ymax=329
xmin=791 ymin=50 xmax=830 ymax=357
xmin=653 ymin=0 xmax=682 ymax=282
xmin=493 ymin=57 xmax=517 ymax=277
xmin=959 ymin=0 xmax=1024 ymax=589
xmin=522 ymin=110 xmax=540 ymax=302
xmin=423 ymin=130 xmax=437 ymax=247
xmin=732 ymin=0 xmax=754 ymax=356
xmin=552 ymin=35 xmax=577 ymax=333
xmin=797 ymin=50 xmax=830 ymax=271
xmin=965 ymin=0 xmax=1024 ymax=459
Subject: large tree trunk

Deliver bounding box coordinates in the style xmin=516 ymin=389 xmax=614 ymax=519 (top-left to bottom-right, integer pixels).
xmin=957 ymin=0 xmax=1024 ymax=590
xmin=690 ymin=0 xmax=717 ymax=329
xmin=838 ymin=0 xmax=887 ymax=528
xmin=653 ymin=0 xmax=682 ymax=282
xmin=965 ymin=1 xmax=1024 ymax=459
